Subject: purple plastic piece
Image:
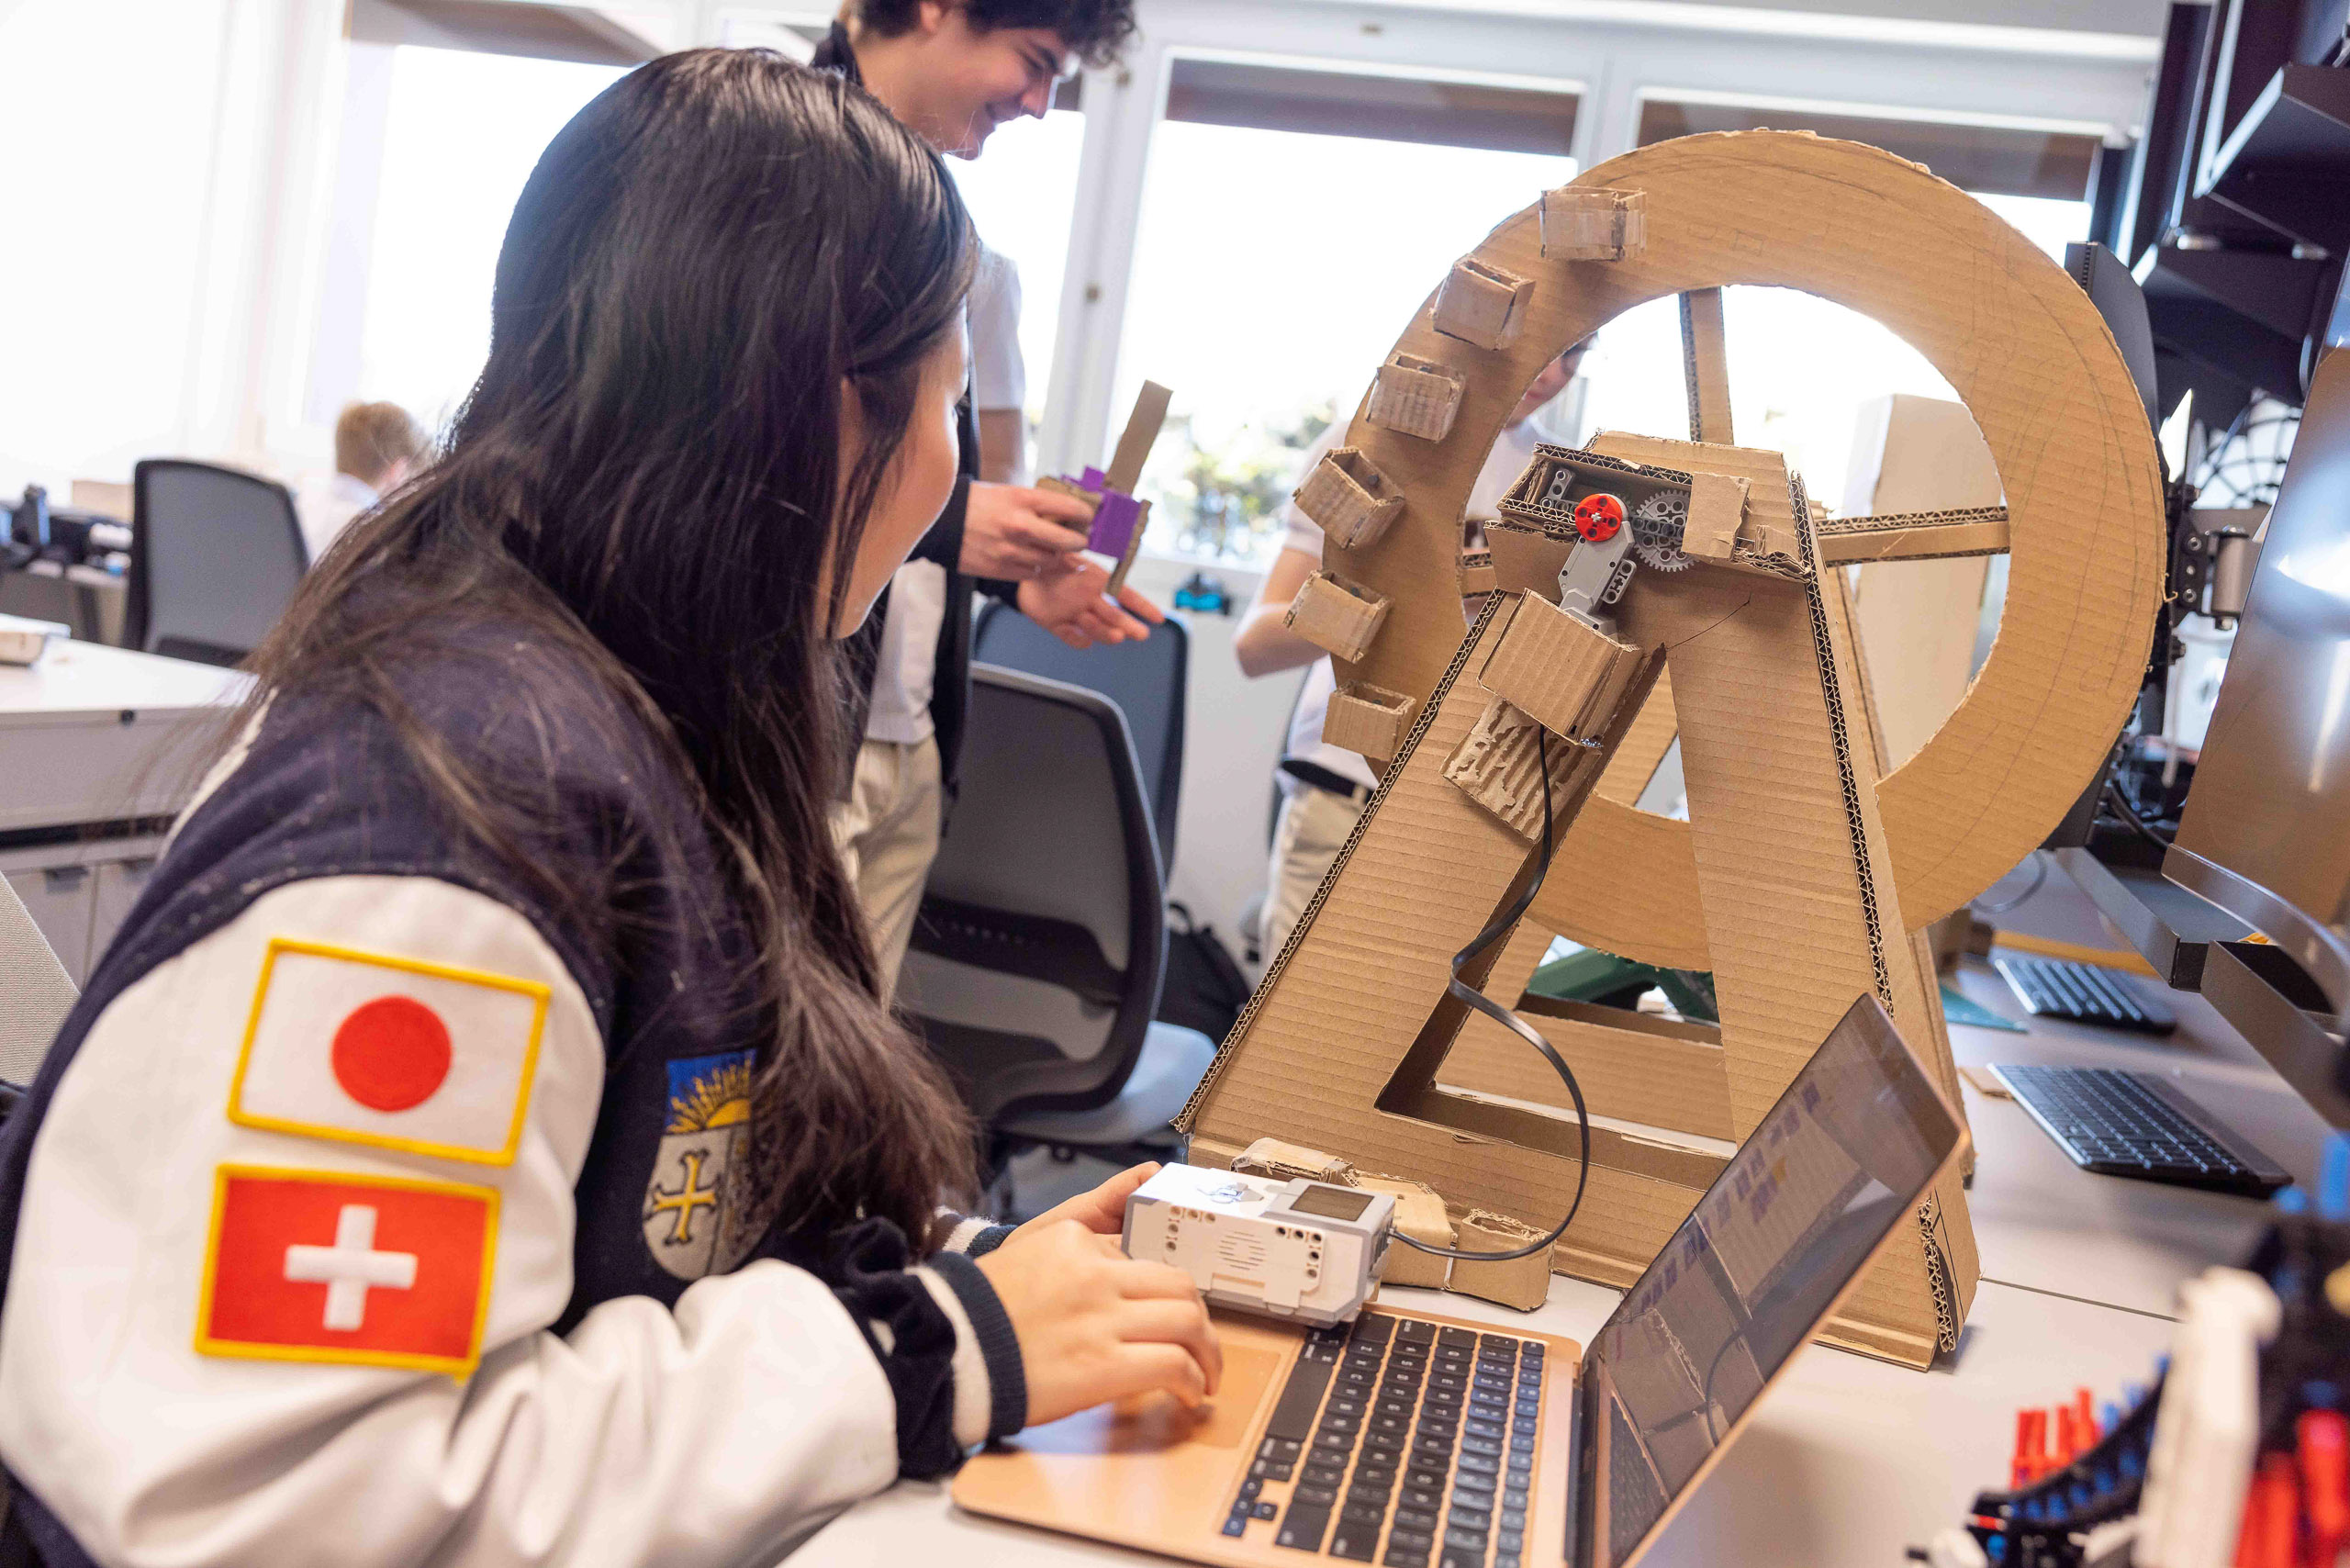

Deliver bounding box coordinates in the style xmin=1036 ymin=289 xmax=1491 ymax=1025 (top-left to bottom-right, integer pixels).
xmin=1089 ymin=493 xmax=1141 ymax=557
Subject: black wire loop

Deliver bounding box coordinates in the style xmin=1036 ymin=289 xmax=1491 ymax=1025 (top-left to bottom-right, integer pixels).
xmin=1394 ymin=726 xmax=1594 ymax=1263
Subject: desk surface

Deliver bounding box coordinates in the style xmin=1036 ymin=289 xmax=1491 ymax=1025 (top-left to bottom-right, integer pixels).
xmin=797 ymin=874 xmax=2325 ymax=1567
xmin=0 ymin=637 xmax=243 ymax=722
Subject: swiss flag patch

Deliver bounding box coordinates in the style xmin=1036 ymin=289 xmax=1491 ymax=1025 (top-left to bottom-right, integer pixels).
xmin=197 ymin=1167 xmax=498 ymax=1376
xmin=228 ymin=937 xmax=550 ymax=1165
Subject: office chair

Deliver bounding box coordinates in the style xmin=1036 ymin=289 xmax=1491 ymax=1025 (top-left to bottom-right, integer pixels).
xmin=900 ymin=666 xmax=1215 ymax=1192
xmin=972 ymin=602 xmax=1187 ymax=871
xmin=127 ymin=459 xmax=308 ymax=666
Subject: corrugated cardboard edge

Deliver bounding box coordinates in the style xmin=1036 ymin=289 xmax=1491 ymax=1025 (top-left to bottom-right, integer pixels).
xmin=1233 ymin=1137 xmax=1356 ymax=1183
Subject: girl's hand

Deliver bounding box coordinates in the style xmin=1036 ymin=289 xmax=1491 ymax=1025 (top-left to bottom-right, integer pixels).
xmin=975 ymin=1219 xmax=1223 ymax=1428
xmin=1014 ymin=1160 xmax=1161 ymax=1240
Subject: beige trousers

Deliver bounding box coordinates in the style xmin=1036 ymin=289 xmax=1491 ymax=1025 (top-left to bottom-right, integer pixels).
xmin=830 ymin=734 xmax=945 ymax=999
xmin=1261 ymin=783 xmax=1369 ymax=961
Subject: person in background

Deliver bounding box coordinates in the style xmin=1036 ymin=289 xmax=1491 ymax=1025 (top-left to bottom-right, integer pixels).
xmin=816 ymin=0 xmax=1163 ymax=997
xmin=1234 ymin=338 xmax=1594 ymax=960
xmin=295 ymin=399 xmax=426 ymax=562
xmin=0 ymin=54 xmax=1216 ymax=1566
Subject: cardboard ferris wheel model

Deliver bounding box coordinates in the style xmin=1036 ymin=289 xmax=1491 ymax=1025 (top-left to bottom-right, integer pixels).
xmin=1175 ymin=130 xmax=2165 ymax=1370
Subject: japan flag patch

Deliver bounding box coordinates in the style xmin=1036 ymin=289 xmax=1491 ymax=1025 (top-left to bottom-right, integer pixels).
xmin=227 ymin=937 xmax=551 ymax=1166
xmin=196 ymin=1165 xmax=498 ymax=1376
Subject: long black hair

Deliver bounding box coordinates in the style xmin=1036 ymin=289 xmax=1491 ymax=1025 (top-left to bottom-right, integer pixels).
xmin=241 ymin=49 xmax=980 ymax=1245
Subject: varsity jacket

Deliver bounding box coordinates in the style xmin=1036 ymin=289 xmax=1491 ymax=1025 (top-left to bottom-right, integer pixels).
xmin=0 ymin=620 xmax=1022 ymax=1567
xmin=818 ymin=21 xmax=1020 ymax=806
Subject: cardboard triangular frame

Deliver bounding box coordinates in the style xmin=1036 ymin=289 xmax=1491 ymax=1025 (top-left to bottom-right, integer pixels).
xmin=1178 ymin=436 xmax=1978 ymax=1370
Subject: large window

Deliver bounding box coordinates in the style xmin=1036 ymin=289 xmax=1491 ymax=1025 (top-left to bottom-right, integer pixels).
xmin=1118 ymin=60 xmax=1581 ymax=565
xmin=356 ymin=46 xmax=626 ymax=426
xmin=946 ymin=106 xmax=1087 ymax=427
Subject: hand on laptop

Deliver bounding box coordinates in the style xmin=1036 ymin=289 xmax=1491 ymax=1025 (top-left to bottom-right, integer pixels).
xmin=977 ymin=1217 xmax=1224 ymax=1428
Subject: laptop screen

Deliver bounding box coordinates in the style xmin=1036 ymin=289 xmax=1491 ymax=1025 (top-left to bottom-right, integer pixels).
xmin=1572 ymin=996 xmax=1963 ymax=1567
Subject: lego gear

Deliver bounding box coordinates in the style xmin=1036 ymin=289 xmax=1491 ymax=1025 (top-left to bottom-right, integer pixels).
xmin=1631 ymin=490 xmax=1692 ymax=572
xmin=1572 ymin=492 xmax=1626 ymax=543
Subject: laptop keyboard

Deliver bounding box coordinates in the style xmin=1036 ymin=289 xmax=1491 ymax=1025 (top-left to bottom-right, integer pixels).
xmin=1992 ymin=954 xmax=2177 ymax=1034
xmin=1993 ymin=1063 xmax=2290 ymax=1197
xmin=1226 ymin=1312 xmax=1546 ymax=1567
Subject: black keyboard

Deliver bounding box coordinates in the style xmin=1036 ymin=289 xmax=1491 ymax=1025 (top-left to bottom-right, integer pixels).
xmin=1992 ymin=1064 xmax=2291 ymax=1197
xmin=1993 ymin=954 xmax=2177 ymax=1034
xmin=1225 ymin=1313 xmax=1547 ymax=1568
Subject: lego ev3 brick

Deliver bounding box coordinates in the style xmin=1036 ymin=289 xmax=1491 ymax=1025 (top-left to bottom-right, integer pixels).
xmin=1365 ymin=353 xmax=1467 ymax=442
xmin=1539 ymin=186 xmax=1647 ymax=262
xmin=1293 ymin=447 xmax=1405 ymax=551
xmin=1320 ymin=681 xmax=1417 ymax=762
xmin=1431 ymin=257 xmax=1535 ymax=351
xmin=1476 ymin=592 xmax=1643 ymax=744
xmin=1284 ymin=570 xmax=1392 ymax=664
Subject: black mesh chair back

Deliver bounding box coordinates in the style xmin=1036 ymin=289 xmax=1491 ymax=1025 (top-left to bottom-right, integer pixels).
xmin=900 ymin=665 xmax=1166 ymax=1126
xmin=128 ymin=459 xmax=308 ymax=666
xmin=972 ymin=603 xmax=1186 ymax=870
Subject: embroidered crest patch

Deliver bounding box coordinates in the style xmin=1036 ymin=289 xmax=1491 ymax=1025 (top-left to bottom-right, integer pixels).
xmin=642 ymin=1050 xmax=754 ymax=1280
xmin=228 ymin=937 xmax=549 ymax=1166
xmin=196 ymin=1165 xmax=498 ymax=1377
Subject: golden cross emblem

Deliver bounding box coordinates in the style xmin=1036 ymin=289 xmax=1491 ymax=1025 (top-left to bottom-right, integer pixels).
xmin=647 ymin=1148 xmax=720 ymax=1244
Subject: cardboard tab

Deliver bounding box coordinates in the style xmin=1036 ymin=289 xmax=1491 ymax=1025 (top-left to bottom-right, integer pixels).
xmin=1356 ymin=1173 xmax=1452 ymax=1289
xmin=1322 ymin=681 xmax=1417 ymax=762
xmin=1684 ymin=471 xmax=1749 ymax=563
xmin=1432 ymin=257 xmax=1535 ymax=351
xmin=1460 ymin=549 xmax=1498 ymax=599
xmin=1443 ymin=699 xmax=1583 ymax=840
xmin=1233 ymin=1138 xmax=1356 ymax=1182
xmin=1105 ymin=380 xmax=1173 ymax=495
xmin=1366 ymin=353 xmax=1467 ymax=442
xmin=1476 ymin=592 xmax=1642 ymax=744
xmin=1294 ymin=447 xmax=1406 ymax=550
xmin=1539 ymin=186 xmax=1647 ymax=261
xmin=1446 ymin=1211 xmax=1552 ymax=1311
xmin=1285 ymin=571 xmax=1392 ymax=663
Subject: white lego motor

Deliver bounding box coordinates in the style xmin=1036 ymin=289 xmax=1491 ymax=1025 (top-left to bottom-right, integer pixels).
xmin=1122 ymin=1163 xmax=1395 ymax=1327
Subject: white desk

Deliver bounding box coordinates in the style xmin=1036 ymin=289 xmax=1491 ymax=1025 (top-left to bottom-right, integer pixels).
xmin=797 ymin=913 xmax=2328 ymax=1566
xmin=0 ymin=639 xmax=245 ymax=982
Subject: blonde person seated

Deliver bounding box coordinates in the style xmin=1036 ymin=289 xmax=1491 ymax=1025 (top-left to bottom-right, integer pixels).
xmin=1233 ymin=339 xmax=1592 ymax=959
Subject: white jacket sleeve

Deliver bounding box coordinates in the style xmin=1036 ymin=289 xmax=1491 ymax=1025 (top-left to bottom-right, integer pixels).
xmin=0 ymin=874 xmax=990 ymax=1568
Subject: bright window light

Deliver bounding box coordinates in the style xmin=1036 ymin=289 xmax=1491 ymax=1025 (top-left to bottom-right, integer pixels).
xmin=358 ymin=48 xmax=626 ymax=430
xmin=946 ymin=109 xmax=1085 ymax=425
xmin=1119 ymin=120 xmax=1575 ymax=564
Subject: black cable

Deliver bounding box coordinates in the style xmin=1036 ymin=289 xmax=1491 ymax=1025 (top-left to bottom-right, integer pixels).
xmin=1976 ymin=850 xmax=2049 ymax=915
xmin=2102 ymin=778 xmax=2175 ymax=850
xmin=1395 ymin=727 xmax=1594 ymax=1263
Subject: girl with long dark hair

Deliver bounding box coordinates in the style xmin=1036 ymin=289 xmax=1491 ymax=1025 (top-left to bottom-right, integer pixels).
xmin=0 ymin=50 xmax=1215 ymax=1567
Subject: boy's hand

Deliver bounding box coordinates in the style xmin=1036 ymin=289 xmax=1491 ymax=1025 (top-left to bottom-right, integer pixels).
xmin=1017 ymin=563 xmax=1165 ymax=650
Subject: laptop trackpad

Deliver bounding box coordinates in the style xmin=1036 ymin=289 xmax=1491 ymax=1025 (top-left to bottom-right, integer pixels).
xmin=1013 ymin=1341 xmax=1283 ymax=1456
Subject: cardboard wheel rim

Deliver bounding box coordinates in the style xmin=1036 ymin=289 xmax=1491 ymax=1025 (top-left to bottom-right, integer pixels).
xmin=1326 ymin=130 xmax=2163 ymax=966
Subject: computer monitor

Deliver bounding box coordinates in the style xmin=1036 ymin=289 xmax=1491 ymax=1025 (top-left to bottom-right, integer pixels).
xmin=2167 ymin=342 xmax=2350 ymax=1031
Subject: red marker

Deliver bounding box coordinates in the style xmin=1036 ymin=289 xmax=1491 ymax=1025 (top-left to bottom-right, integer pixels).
xmin=2013 ymin=1410 xmax=2045 ymax=1487
xmin=2300 ymin=1411 xmax=2348 ymax=1568
xmin=2236 ymin=1453 xmax=2299 ymax=1568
